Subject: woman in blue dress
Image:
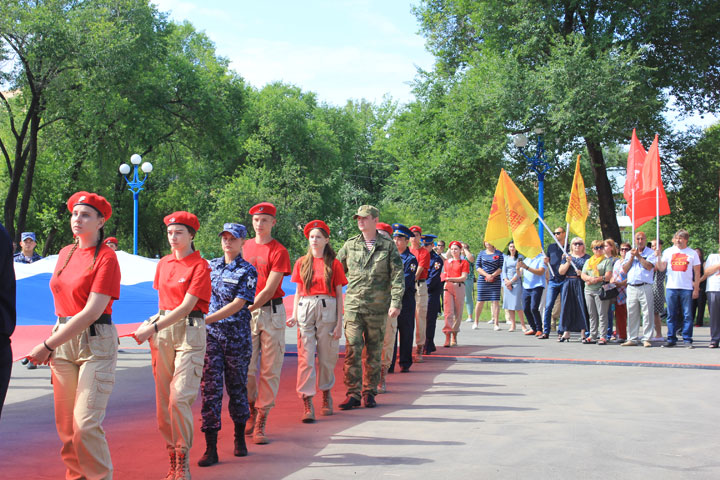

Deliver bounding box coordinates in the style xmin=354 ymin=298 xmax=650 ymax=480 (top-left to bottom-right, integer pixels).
xmin=501 ymin=242 xmax=526 ymax=332
xmin=558 ymin=237 xmax=590 ymax=341
xmin=474 ymin=241 xmax=504 ymax=330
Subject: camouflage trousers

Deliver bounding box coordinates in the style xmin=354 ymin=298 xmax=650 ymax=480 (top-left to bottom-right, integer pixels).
xmin=200 ymin=320 xmax=252 ymax=432
xmin=343 ymin=312 xmax=386 ymax=398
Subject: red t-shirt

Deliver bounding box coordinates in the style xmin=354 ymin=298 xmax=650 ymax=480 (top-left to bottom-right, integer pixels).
xmin=153 ymin=251 xmax=212 ymax=313
xmin=243 ymin=238 xmax=291 ymax=299
xmin=50 ymin=244 xmax=121 ymax=317
xmin=291 ymin=257 xmax=348 ymax=296
xmin=442 ymin=257 xmax=469 ymax=281
xmin=410 ymin=247 xmax=430 ymax=280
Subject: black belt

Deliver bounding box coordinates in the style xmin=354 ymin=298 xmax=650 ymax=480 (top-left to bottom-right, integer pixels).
xmin=261 ymin=297 xmax=283 ymax=313
xmin=58 ymin=313 xmax=112 ymax=336
xmin=416 ymin=280 xmax=427 ymax=285
xmin=629 ymin=282 xmax=649 ymax=287
xmin=159 ymin=309 xmax=204 ymax=326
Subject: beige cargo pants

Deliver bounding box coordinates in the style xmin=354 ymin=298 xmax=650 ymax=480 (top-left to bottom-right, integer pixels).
xmin=295 ymin=295 xmax=339 ymax=397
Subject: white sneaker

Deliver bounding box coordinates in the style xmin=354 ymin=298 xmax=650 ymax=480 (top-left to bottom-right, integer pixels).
xmin=465 ymin=317 xmax=473 ymax=322
xmin=486 ymin=319 xmax=493 ymax=324
xmin=493 ymin=325 xmax=501 ymax=331
xmin=472 ymin=323 xmax=478 ymax=330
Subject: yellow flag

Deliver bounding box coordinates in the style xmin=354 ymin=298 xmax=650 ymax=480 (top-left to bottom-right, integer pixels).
xmin=565 ymin=155 xmax=589 ymax=239
xmin=484 ymin=169 xmax=543 ymax=258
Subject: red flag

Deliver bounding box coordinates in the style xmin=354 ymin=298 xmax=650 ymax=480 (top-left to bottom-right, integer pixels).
xmin=623 ymin=129 xmax=646 ymax=205
xmin=626 ymin=135 xmax=670 ymax=227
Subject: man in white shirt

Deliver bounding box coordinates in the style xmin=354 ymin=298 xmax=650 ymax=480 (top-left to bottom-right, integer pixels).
xmin=655 ymin=229 xmax=701 ymax=348
xmin=621 ymin=232 xmax=656 ymax=347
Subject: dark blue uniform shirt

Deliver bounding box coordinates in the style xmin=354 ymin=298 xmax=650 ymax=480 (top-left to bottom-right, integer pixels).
xmin=426 ymin=250 xmax=444 ymax=291
xmin=13 ymin=251 xmax=42 ymax=264
xmin=208 ymin=255 xmax=257 ymax=325
xmin=400 ymin=249 xmax=417 ymax=300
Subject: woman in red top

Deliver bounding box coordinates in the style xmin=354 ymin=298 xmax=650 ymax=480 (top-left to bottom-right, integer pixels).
xmin=286 ymin=220 xmax=347 ymax=423
xmin=442 ymin=241 xmax=470 ymax=347
xmin=132 ymin=211 xmax=211 ymax=480
xmin=27 ymin=191 xmax=121 ymax=480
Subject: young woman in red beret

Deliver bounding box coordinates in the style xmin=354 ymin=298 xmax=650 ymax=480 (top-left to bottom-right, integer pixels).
xmin=132 ymin=211 xmax=211 ymax=480
xmin=27 ymin=191 xmax=121 ymax=480
xmin=286 ymin=220 xmax=347 ymax=422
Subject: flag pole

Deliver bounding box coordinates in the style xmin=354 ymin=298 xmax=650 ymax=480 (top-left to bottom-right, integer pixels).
xmin=632 ymin=188 xmax=636 ymax=248
xmin=656 ymin=185 xmax=660 ymax=245
xmin=537 ymin=216 xmax=580 ymax=274
xmin=564 ymin=222 xmax=570 ymax=251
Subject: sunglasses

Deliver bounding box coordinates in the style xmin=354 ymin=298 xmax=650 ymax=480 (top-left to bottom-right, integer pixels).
xmin=553 ymin=231 xmax=564 ymax=235
xmin=572 ymin=242 xmax=584 ymax=246
xmin=593 ymin=246 xmax=605 ymax=250
xmin=620 ymin=247 xmax=630 ymax=251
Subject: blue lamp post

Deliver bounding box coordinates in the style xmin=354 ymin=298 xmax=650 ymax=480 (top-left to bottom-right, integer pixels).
xmin=514 ymin=128 xmax=550 ymax=247
xmin=118 ymin=154 xmax=153 ymax=255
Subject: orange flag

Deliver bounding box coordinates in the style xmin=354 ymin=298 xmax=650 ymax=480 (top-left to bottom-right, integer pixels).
xmin=627 ymin=134 xmax=670 ymax=227
xmin=565 ymin=155 xmax=589 ymax=239
xmin=484 ymin=169 xmax=543 ymax=258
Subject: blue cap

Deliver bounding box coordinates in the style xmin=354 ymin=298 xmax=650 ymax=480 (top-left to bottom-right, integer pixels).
xmin=391 ymin=223 xmax=412 ymax=239
xmin=218 ymin=223 xmax=247 ymax=239
xmin=21 ymin=232 xmax=36 ymax=242
xmin=421 ymin=234 xmax=437 ymax=245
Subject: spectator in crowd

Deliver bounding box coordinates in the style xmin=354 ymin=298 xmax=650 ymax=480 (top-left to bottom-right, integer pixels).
xmin=435 ymin=240 xmax=447 ymax=259
xmin=542 ymin=227 xmax=567 ymax=337
xmin=622 ymin=232 xmax=656 ymax=347
xmin=474 ymin=241 xmax=503 ymax=330
xmin=518 ymin=251 xmax=546 ymax=337
xmin=655 ymin=230 xmax=701 ymax=348
xmin=557 ymin=237 xmax=589 ymax=341
xmin=501 ymin=242 xmax=526 ymax=332
xmin=13 ymin=232 xmax=42 ymax=263
xmin=651 ymin=239 xmax=666 ymax=340
xmin=612 ymin=242 xmax=630 ymax=343
xmin=603 ymin=238 xmax=620 ymax=341
xmin=701 ymin=248 xmax=720 ymax=348
xmin=692 ymin=247 xmax=707 ymax=327
xmin=462 ymin=243 xmax=476 ymax=325
xmin=581 ymin=240 xmax=613 ymax=344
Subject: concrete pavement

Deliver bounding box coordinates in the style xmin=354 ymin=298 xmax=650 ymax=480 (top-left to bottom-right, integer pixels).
xmin=2 ymin=320 xmax=719 ymax=479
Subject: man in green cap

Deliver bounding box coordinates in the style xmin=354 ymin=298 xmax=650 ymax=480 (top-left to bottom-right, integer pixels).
xmin=337 ymin=205 xmax=404 ymax=409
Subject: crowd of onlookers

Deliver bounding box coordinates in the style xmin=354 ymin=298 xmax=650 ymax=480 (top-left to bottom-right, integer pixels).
xmin=445 ymin=227 xmax=718 ymax=349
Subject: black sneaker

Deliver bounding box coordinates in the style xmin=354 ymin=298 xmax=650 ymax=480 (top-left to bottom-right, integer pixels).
xmin=338 ymin=396 xmax=361 ymax=410
xmin=363 ymin=394 xmax=376 ymax=408
xmin=661 ymin=342 xmax=676 ymax=348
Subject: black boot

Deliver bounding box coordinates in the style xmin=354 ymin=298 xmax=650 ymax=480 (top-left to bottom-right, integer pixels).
xmin=197 ymin=430 xmax=219 ymax=467
xmin=234 ymin=422 xmax=248 ymax=457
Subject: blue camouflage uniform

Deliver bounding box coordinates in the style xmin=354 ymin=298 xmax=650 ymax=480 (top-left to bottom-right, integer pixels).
xmin=13 ymin=251 xmax=42 ymax=264
xmin=200 ymin=249 xmax=257 ymax=433
xmin=390 ymin=224 xmax=417 ymax=371
xmin=424 ymin=236 xmax=444 ymax=354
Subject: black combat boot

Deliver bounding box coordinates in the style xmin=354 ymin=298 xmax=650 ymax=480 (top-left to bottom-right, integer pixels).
xmin=197 ymin=430 xmax=219 ymax=467
xmin=234 ymin=422 xmax=248 ymax=457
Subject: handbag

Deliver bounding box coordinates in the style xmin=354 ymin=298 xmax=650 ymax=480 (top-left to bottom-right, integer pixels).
xmin=599 ymin=281 xmax=619 ymax=300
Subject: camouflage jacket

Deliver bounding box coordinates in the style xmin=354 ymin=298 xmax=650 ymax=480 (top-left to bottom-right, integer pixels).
xmin=337 ymin=233 xmax=404 ymax=314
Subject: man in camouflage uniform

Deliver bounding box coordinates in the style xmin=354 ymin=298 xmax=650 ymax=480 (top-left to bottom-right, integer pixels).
xmin=337 ymin=205 xmax=404 ymax=409
xmin=198 ymin=223 xmax=257 ymax=467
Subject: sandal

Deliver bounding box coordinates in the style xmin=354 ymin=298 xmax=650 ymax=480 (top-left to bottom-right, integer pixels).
xmin=582 ymin=337 xmax=596 ymax=344
xmin=597 ymin=338 xmax=607 ymax=345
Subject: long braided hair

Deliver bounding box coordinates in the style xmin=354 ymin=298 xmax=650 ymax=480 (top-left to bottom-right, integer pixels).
xmin=299 ymin=228 xmax=335 ymax=294
xmin=56 ymin=210 xmax=105 ymax=277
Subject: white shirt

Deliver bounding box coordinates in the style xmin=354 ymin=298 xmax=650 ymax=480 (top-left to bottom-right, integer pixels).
xmin=621 ymin=246 xmax=656 ymax=285
xmin=705 ymin=254 xmax=720 ymax=292
xmin=661 ymin=246 xmax=700 ymax=290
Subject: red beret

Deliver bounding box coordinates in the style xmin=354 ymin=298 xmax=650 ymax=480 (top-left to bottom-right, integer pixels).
xmin=104 ymin=237 xmax=118 ymax=245
xmin=249 ymin=202 xmax=276 ymax=217
xmin=303 ymin=219 xmax=330 ymax=238
xmin=376 ymin=222 xmax=393 ymax=235
xmin=449 ymin=241 xmax=463 ymax=250
xmin=164 ymin=211 xmax=200 ymax=231
xmin=67 ymin=191 xmax=112 ymax=221
xmin=409 ymin=225 xmax=422 ymax=234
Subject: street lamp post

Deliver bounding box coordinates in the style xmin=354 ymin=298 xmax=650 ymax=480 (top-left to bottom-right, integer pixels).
xmin=514 ymin=128 xmax=550 ymax=247
xmin=118 ymin=154 xmax=153 ymax=255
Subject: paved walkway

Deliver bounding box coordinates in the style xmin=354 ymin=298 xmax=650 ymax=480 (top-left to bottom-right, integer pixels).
xmin=2 ymin=320 xmax=719 ymax=479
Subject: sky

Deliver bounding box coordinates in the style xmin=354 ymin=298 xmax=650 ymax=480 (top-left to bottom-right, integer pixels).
xmin=152 ymin=0 xmax=435 ymax=106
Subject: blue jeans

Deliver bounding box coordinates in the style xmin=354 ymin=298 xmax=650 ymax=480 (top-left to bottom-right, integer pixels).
xmin=523 ymin=287 xmax=544 ymax=332
xmin=666 ymin=288 xmax=694 ymax=344
xmin=543 ymin=281 xmax=564 ymax=334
